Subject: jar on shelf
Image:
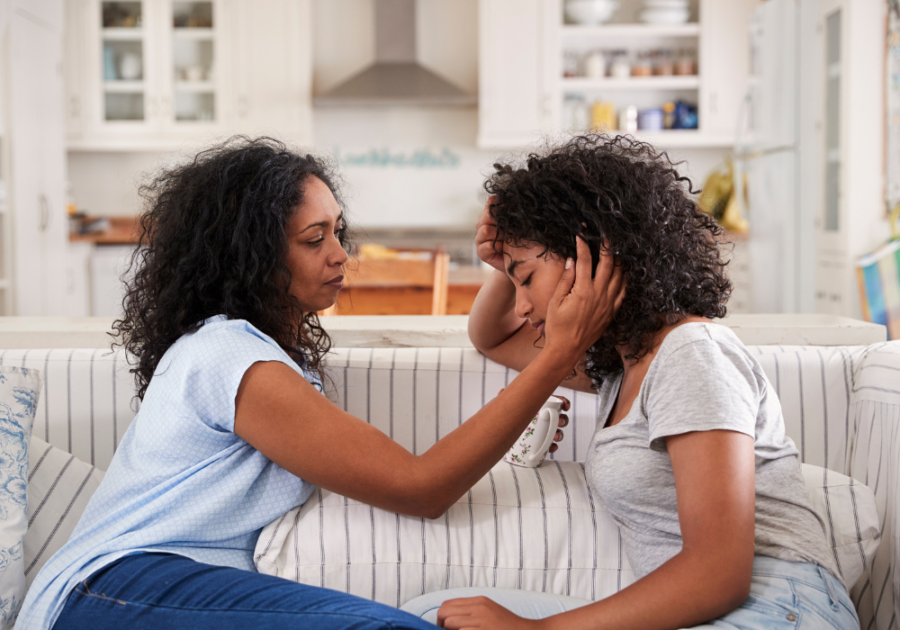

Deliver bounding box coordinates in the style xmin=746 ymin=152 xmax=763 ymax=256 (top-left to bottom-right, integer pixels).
xmin=591 ymin=101 xmax=616 ymax=132
xmin=619 ymin=104 xmax=638 ymax=133
xmin=563 ymin=50 xmax=581 ymax=78
xmin=654 ymin=49 xmax=674 ymax=76
xmin=563 ymin=96 xmax=590 ymax=131
xmin=609 ymin=50 xmax=631 ymax=79
xmin=638 ymin=108 xmax=664 ymax=131
xmin=675 ymin=49 xmax=696 ymax=75
xmin=631 ymin=52 xmax=653 ymax=77
xmin=584 ymin=50 xmax=606 ymax=79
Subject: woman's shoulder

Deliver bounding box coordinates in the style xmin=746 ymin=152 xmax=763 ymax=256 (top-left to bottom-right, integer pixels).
xmin=159 ymin=316 xmax=293 ymax=376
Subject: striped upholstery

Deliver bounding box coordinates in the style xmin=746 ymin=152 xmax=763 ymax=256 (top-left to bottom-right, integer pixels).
xmin=254 ymin=460 xmax=878 ymax=608
xmin=23 ymin=436 xmax=104 ymax=588
xmin=0 ymin=349 xmax=136 ymax=471
xmin=1 ymin=342 xmax=897 ymax=628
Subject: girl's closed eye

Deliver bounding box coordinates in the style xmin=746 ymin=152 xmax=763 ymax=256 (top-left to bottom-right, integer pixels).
xmin=522 ymin=274 xmax=533 ymax=287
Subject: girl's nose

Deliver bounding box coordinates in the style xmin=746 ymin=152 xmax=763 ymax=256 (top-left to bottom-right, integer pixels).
xmin=514 ymin=291 xmax=532 ymax=320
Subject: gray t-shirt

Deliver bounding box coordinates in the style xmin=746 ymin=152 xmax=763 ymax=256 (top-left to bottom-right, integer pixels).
xmin=584 ymin=322 xmax=837 ymax=580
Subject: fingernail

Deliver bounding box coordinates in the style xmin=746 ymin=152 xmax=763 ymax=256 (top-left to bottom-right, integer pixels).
xmin=565 ymin=258 xmax=573 ymax=269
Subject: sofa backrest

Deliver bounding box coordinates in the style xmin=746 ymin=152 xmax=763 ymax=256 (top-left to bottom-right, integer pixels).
xmin=0 ymin=343 xmax=880 ymax=473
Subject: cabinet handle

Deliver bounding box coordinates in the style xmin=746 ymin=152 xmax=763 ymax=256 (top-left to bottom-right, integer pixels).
xmin=38 ymin=193 xmax=49 ymax=232
xmin=70 ymin=97 xmax=80 ymax=118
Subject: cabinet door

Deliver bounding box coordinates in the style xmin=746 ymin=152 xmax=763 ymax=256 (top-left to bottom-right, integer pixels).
xmin=698 ymin=0 xmax=753 ymax=135
xmin=157 ymin=0 xmax=231 ymax=135
xmin=10 ymin=0 xmax=68 ymax=315
xmin=232 ymin=0 xmax=311 ymax=141
xmin=87 ymin=0 xmax=161 ymax=136
xmin=477 ymin=0 xmax=551 ymax=148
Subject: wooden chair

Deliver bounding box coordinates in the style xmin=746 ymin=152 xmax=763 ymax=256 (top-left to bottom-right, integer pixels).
xmin=322 ymin=248 xmax=450 ymax=316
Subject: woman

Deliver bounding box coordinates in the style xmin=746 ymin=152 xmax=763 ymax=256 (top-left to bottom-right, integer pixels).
xmin=16 ymin=137 xmax=624 ymax=630
xmin=401 ymin=135 xmax=859 ymax=630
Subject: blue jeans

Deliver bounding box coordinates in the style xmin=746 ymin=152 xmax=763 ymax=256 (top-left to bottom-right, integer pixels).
xmin=400 ymin=556 xmax=860 ymax=630
xmin=55 ymin=553 xmax=438 ymax=630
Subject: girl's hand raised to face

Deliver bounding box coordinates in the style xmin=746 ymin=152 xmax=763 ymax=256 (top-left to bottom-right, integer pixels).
xmin=475 ymin=196 xmax=506 ymax=273
xmin=543 ymin=236 xmax=626 ymax=366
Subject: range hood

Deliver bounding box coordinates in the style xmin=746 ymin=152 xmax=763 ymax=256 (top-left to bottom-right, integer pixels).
xmin=313 ymin=0 xmax=476 ymax=107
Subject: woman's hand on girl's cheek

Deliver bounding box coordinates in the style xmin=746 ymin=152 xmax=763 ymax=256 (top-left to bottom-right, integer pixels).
xmin=437 ymin=596 xmax=546 ymax=630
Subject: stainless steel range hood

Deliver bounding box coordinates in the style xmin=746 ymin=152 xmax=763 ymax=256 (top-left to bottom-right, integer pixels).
xmin=313 ymin=0 xmax=476 ymax=107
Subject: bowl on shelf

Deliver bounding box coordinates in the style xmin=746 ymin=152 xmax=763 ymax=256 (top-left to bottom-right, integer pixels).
xmin=639 ymin=7 xmax=691 ymax=24
xmin=564 ymin=0 xmax=620 ymax=25
xmin=643 ymin=0 xmax=689 ymax=9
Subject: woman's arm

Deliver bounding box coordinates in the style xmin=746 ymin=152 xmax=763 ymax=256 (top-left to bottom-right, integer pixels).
xmin=467 ymin=202 xmax=597 ymax=394
xmin=437 ymin=429 xmax=756 ymax=630
xmin=235 ymin=237 xmax=624 ymax=520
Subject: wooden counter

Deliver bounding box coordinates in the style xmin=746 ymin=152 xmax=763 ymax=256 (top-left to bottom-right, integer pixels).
xmin=69 ymin=216 xmax=141 ymax=245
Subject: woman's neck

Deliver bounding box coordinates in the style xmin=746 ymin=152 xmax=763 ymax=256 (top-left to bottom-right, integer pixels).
xmin=618 ymin=315 xmax=712 ymax=378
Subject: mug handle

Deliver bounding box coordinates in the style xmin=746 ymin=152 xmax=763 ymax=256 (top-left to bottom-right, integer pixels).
xmin=525 ymin=405 xmax=560 ymax=466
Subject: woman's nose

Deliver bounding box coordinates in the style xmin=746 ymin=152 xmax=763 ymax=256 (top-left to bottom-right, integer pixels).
xmin=330 ymin=236 xmax=349 ymax=266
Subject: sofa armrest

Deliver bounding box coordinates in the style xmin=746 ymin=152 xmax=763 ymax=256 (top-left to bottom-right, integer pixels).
xmin=846 ymin=342 xmax=900 ymax=630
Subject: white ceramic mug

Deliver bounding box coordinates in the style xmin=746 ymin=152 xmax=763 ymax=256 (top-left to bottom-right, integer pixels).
xmin=503 ymin=396 xmax=564 ymax=468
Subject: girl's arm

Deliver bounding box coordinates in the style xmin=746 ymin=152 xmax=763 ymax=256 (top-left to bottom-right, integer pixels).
xmin=234 ymin=237 xmax=625 ymax=520
xmin=437 ymin=429 xmax=757 ymax=630
xmin=467 ymin=202 xmax=598 ymax=394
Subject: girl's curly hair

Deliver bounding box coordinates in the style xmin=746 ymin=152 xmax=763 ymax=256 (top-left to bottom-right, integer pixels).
xmin=113 ymin=136 xmax=348 ymax=400
xmin=485 ymin=134 xmax=731 ymax=386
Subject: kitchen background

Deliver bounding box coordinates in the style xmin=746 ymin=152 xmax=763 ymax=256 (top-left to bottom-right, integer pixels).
xmin=0 ymin=0 xmax=894 ymax=327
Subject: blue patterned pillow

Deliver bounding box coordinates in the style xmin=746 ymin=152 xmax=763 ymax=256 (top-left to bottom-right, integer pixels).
xmin=0 ymin=367 xmax=41 ymax=630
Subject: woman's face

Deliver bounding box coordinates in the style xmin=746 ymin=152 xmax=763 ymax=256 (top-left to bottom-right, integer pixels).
xmin=503 ymin=241 xmax=566 ymax=338
xmin=284 ymin=176 xmax=348 ymax=313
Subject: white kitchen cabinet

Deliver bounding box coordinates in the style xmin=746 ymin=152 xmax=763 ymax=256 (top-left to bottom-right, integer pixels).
xmin=477 ymin=0 xmax=555 ymax=148
xmin=66 ymin=0 xmax=312 ymax=151
xmin=812 ymin=0 xmax=886 ymax=318
xmin=6 ymin=0 xmax=72 ymax=315
xmin=478 ymin=0 xmax=752 ymax=149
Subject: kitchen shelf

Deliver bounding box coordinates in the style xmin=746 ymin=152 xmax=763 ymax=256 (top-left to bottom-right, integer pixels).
xmin=563 ymin=75 xmax=700 ymax=90
xmin=627 ymin=130 xmax=734 ymax=148
xmin=174 ymin=81 xmax=215 ymax=93
xmin=102 ymin=27 xmax=144 ymax=41
xmin=103 ymin=80 xmax=145 ymax=93
xmin=561 ymin=23 xmax=700 ymax=39
xmin=172 ymin=27 xmax=214 ymax=40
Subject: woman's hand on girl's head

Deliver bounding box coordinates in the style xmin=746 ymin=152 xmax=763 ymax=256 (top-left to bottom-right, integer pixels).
xmin=543 ymin=236 xmax=625 ymax=365
xmin=475 ymin=196 xmax=506 ymax=273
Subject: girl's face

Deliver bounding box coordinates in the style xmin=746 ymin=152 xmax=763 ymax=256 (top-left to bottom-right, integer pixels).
xmin=503 ymin=241 xmax=566 ymax=338
xmin=284 ymin=176 xmax=348 ymax=313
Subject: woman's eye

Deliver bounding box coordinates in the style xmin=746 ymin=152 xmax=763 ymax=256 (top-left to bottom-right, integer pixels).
xmin=522 ymin=274 xmax=532 ymax=287
xmin=308 ymin=237 xmax=324 ymax=246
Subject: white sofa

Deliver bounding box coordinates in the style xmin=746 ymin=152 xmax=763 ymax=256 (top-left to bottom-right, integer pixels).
xmin=3 ymin=338 xmax=899 ymax=629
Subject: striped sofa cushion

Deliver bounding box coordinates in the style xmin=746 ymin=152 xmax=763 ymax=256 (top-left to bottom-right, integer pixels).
xmin=255 ymin=461 xmax=633 ymax=608
xmin=254 ymin=460 xmax=879 ymax=608
xmin=24 ymin=436 xmax=104 ymax=588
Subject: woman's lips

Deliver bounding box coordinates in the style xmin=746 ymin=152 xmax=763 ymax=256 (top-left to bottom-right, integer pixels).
xmin=325 ymin=275 xmax=344 ymax=289
xmin=532 ymin=321 xmax=545 ymax=336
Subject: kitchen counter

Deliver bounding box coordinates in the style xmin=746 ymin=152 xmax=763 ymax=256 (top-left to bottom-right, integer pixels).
xmin=0 ymin=314 xmax=886 ymax=349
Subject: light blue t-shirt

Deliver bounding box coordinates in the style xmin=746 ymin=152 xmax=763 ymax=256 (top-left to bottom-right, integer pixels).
xmin=17 ymin=316 xmax=317 ymax=629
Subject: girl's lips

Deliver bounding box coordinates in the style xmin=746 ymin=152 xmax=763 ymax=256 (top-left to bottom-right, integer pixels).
xmin=533 ymin=321 xmax=545 ymax=336
xmin=325 ymin=276 xmax=344 ymax=289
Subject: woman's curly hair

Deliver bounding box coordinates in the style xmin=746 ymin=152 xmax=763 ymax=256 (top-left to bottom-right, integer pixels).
xmin=113 ymin=136 xmax=348 ymax=400
xmin=485 ymin=134 xmax=731 ymax=386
